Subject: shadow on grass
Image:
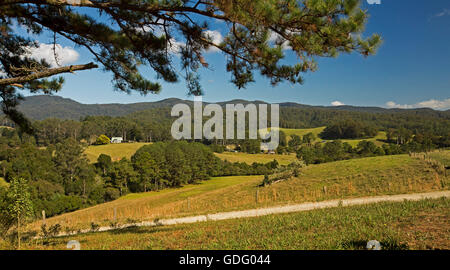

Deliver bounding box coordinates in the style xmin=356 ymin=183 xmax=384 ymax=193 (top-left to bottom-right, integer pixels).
xmin=341 ymin=239 xmax=409 ymax=250
xmin=108 ymin=224 xmax=179 ymax=235
xmin=33 ymin=225 xmax=180 ymax=248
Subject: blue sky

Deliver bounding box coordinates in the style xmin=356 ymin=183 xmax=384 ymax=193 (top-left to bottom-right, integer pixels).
xmin=18 ymin=0 xmax=450 ymax=109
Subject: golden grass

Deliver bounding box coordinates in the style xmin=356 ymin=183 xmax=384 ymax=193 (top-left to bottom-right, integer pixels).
xmin=215 ymin=152 xmax=297 ymax=165
xmin=338 ymin=131 xmax=387 ymax=147
xmin=28 ymin=175 xmax=262 ymax=231
xmin=278 ymin=127 xmax=387 ymax=147
xmin=428 ymin=150 xmax=450 ymax=166
xmin=25 ymin=198 xmax=450 ymax=250
xmin=28 ymin=153 xmax=449 ymax=232
xmin=84 ymin=143 xmax=152 ymax=163
xmin=279 ymin=127 xmax=325 ymax=139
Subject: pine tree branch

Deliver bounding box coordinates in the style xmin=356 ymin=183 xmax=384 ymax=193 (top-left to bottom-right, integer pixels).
xmin=0 ymin=62 xmax=98 ymax=86
xmin=1 ymin=0 xmax=231 ymax=22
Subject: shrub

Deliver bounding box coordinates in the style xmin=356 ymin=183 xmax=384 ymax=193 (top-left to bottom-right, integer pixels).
xmin=104 ymin=187 xmax=121 ymax=201
xmin=95 ymin=135 xmax=110 ymax=145
xmin=90 ymin=222 xmax=100 ymax=232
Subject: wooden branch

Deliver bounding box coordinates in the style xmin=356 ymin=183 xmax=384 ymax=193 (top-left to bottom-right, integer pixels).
xmin=0 ymin=62 xmax=98 ymax=86
xmin=4 ymin=0 xmax=230 ymax=22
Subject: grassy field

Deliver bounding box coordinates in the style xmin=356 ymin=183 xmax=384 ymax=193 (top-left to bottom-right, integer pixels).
xmin=279 ymin=127 xmax=387 ymax=147
xmin=279 ymin=127 xmax=325 ymax=139
xmin=24 ymin=197 xmax=450 ymax=250
xmin=82 ymin=127 xmax=387 ymax=164
xmin=428 ymin=150 xmax=450 ymax=166
xmin=84 ymin=143 xmax=151 ymax=163
xmin=215 ymin=152 xmax=297 ymax=165
xmin=27 ymin=152 xmax=449 ymax=232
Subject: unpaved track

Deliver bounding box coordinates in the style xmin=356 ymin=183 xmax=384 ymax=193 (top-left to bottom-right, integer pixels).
xmin=56 ymin=190 xmax=450 ymax=237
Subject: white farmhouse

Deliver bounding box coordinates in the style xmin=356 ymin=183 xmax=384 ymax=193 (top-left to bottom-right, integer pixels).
xmin=110 ymin=137 xmax=123 ymax=144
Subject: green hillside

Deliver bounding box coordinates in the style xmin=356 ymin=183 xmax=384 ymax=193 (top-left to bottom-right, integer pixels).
xmin=84 ymin=143 xmax=152 ymax=162
xmin=215 ymin=152 xmax=297 ymax=165
xmin=25 ymin=198 xmax=449 ymax=250
xmin=28 ymin=152 xmax=449 ymax=232
xmin=279 ymin=127 xmax=387 ymax=147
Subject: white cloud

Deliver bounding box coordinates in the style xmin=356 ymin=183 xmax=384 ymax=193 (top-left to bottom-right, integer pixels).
xmin=167 ymin=38 xmax=184 ymax=54
xmin=269 ymin=31 xmax=291 ymax=50
xmin=386 ymin=98 xmax=450 ymax=110
xmin=26 ymin=43 xmax=79 ymax=67
xmin=433 ymin=8 xmax=450 ymax=18
xmin=331 ymin=101 xmax=345 ymax=106
xmin=202 ymin=30 xmax=223 ymax=53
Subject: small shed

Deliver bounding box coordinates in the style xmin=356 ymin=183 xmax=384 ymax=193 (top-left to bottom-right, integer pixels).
xmin=110 ymin=137 xmax=123 ymax=144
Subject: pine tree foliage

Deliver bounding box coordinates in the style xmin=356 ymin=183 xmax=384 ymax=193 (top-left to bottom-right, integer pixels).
xmin=0 ymin=0 xmax=381 ymax=131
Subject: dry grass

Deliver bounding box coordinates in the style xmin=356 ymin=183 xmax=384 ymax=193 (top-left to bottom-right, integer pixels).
xmin=428 ymin=150 xmax=450 ymax=167
xmin=84 ymin=143 xmax=152 ymax=163
xmin=279 ymin=127 xmax=326 ymax=139
xmin=26 ymin=153 xmax=449 ymax=233
xmin=24 ymin=197 xmax=450 ymax=250
xmin=279 ymin=127 xmax=386 ymax=147
xmin=215 ymin=152 xmax=297 ymax=165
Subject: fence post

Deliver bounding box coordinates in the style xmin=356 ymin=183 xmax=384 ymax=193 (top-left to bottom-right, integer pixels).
xmin=255 ymin=189 xmax=259 ymax=204
xmin=42 ymin=210 xmax=46 ymax=226
xmin=187 ymin=197 xmax=190 ymax=211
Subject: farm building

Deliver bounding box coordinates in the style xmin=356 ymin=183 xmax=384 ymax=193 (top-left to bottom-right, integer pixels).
xmin=110 ymin=137 xmax=123 ymax=143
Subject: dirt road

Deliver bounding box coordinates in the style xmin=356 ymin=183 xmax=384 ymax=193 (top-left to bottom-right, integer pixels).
xmin=56 ymin=190 xmax=450 ymax=237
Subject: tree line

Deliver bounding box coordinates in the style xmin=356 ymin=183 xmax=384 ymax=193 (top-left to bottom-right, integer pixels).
xmin=0 ymin=130 xmax=279 ymax=224
xmin=1 ymin=103 xmax=448 ymax=150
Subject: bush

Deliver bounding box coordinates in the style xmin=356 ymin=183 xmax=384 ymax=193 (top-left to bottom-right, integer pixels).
xmin=90 ymin=222 xmax=100 ymax=232
xmin=104 ymin=187 xmax=121 ymax=201
xmin=95 ymin=135 xmax=110 ymax=145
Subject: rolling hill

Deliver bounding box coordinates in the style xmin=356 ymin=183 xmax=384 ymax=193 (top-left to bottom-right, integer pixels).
xmin=12 ymin=95 xmax=450 ymax=121
xmin=27 ymin=151 xmax=449 ymax=232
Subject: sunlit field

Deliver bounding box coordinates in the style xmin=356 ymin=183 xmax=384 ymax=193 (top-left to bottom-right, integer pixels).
xmin=27 ymin=153 xmax=449 ymax=233
xmin=24 ymin=198 xmax=450 ymax=250
xmin=84 ymin=143 xmax=152 ymax=162
xmin=280 ymin=127 xmax=325 ymax=140
xmin=279 ymin=127 xmax=386 ymax=147
xmin=428 ymin=150 xmax=450 ymax=166
xmin=215 ymin=152 xmax=297 ymax=165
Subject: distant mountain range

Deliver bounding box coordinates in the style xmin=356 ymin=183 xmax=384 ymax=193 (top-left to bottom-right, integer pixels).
xmin=13 ymin=95 xmax=449 ymax=121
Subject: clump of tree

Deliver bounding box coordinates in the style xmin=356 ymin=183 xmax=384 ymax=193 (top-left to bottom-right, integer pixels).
xmin=93 ymin=141 xmax=279 ymax=195
xmin=260 ymin=160 xmax=305 ymax=186
xmin=297 ymin=140 xmax=388 ymax=164
xmin=320 ymin=120 xmax=378 ymax=140
xmin=0 ymin=131 xmax=101 ymax=218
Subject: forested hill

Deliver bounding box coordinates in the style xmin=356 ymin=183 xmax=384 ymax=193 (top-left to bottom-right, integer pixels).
xmin=15 ymin=95 xmax=192 ymax=120
xmin=14 ymin=95 xmax=450 ymax=121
